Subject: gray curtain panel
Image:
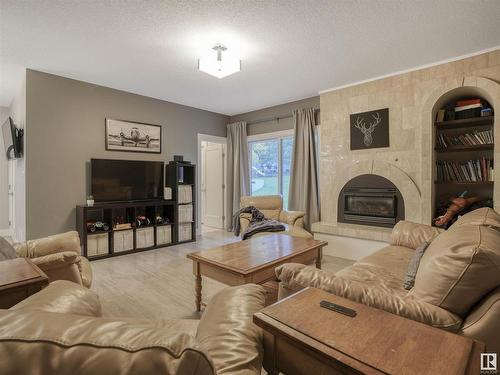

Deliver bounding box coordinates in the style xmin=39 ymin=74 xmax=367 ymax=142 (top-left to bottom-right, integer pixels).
xmin=288 ymin=108 xmax=320 ymax=229
xmin=226 ymin=121 xmax=250 ymax=231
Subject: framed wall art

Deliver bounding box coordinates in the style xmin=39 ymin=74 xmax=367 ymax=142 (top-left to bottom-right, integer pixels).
xmin=105 ymin=118 xmax=162 ymax=154
xmin=350 ymin=108 xmax=389 ymax=150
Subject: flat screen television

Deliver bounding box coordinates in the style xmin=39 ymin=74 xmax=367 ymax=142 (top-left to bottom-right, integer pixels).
xmin=91 ymin=159 xmax=164 ymax=203
xmin=2 ymin=117 xmax=23 ymax=160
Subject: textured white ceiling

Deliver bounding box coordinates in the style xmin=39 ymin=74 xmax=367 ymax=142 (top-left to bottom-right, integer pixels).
xmin=1 ymin=0 xmax=500 ymax=115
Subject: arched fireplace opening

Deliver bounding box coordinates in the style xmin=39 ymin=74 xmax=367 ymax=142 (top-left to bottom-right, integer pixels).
xmin=338 ymin=174 xmax=405 ymax=228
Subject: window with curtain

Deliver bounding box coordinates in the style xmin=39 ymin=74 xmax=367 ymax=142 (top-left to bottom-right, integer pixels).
xmin=248 ymin=130 xmax=294 ymax=209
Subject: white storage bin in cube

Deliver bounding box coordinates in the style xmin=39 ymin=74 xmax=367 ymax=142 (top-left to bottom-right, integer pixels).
xmin=178 ymin=223 xmax=192 ymax=242
xmin=87 ymin=233 xmax=109 ymax=257
xmin=113 ymin=230 xmax=134 ymax=253
xmin=136 ymin=227 xmax=154 ymax=248
xmin=178 ymin=204 xmax=193 ymax=223
xmin=156 ymin=225 xmax=172 ymax=245
xmin=178 ymin=185 xmax=192 ymax=204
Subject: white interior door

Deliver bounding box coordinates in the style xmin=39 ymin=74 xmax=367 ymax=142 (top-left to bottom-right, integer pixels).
xmin=8 ymin=160 xmax=15 ymax=233
xmin=202 ymin=142 xmax=225 ymax=228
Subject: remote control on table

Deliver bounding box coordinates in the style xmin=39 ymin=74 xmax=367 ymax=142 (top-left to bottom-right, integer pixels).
xmin=320 ymin=300 xmax=357 ymax=317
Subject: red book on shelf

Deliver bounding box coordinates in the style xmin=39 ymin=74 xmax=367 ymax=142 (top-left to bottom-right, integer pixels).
xmin=456 ymin=98 xmax=482 ymax=107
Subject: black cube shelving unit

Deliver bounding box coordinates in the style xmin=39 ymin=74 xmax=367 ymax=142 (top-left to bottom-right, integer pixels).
xmin=165 ymin=161 xmax=196 ymax=244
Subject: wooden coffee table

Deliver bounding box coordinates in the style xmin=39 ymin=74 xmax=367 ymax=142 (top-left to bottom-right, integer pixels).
xmin=254 ymin=287 xmax=484 ymax=375
xmin=187 ymin=234 xmax=327 ymax=311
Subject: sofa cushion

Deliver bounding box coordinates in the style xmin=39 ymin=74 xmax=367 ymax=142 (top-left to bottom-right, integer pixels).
xmin=0 ymin=310 xmax=215 ymax=375
xmin=403 ymin=241 xmax=430 ymax=290
xmin=390 ymin=220 xmax=442 ymax=250
xmin=411 ymin=224 xmax=500 ymax=317
xmin=276 ymin=263 xmax=462 ymax=331
xmin=9 ymin=280 xmax=101 ymax=317
xmin=451 ymin=207 xmax=500 ymax=230
xmin=0 ymin=236 xmax=17 ymax=261
xmin=335 ymin=246 xmax=413 ymax=296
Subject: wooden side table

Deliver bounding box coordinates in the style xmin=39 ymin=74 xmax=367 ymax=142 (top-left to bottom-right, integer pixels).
xmin=254 ymin=287 xmax=484 ymax=375
xmin=0 ymin=258 xmax=49 ymax=309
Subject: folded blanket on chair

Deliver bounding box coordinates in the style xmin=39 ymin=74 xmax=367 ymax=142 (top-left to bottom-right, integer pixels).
xmin=233 ymin=206 xmax=285 ymax=240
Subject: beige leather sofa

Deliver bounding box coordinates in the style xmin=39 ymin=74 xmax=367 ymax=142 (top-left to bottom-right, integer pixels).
xmin=276 ymin=207 xmax=500 ymax=353
xmin=0 ymin=280 xmax=266 ymax=375
xmin=14 ymin=231 xmax=92 ymax=288
xmin=239 ymin=195 xmax=312 ymax=238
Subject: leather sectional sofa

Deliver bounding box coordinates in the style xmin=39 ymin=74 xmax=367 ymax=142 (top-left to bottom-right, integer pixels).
xmin=276 ymin=207 xmax=500 ymax=353
xmin=0 ymin=280 xmax=266 ymax=375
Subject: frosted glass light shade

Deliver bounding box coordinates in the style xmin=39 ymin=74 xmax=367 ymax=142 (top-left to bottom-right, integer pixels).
xmin=198 ymin=47 xmax=241 ymax=79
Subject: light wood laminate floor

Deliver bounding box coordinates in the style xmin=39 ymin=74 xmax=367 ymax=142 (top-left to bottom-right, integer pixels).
xmin=91 ymin=230 xmax=354 ymax=319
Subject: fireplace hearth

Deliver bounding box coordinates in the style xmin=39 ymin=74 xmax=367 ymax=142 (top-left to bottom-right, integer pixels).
xmin=338 ymin=174 xmax=404 ymax=228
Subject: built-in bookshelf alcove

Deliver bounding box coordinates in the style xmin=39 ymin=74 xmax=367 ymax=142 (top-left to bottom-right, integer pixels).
xmin=431 ymin=86 xmax=495 ymax=226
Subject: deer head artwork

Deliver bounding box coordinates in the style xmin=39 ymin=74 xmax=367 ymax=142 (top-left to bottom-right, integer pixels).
xmin=354 ymin=112 xmax=382 ymax=147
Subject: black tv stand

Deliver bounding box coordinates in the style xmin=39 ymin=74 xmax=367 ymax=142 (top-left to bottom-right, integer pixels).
xmin=77 ymin=161 xmax=196 ymax=260
xmin=76 ymin=200 xmax=176 ymax=260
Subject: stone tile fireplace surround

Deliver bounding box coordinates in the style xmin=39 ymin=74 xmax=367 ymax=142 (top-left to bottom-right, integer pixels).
xmin=312 ymin=51 xmax=500 ymax=260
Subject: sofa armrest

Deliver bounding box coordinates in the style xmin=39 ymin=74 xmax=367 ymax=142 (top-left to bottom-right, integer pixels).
xmin=30 ymin=251 xmax=79 ymax=272
xmin=14 ymin=231 xmax=81 ymax=258
xmin=239 ymin=214 xmax=251 ymax=233
xmin=196 ymin=284 xmax=266 ymax=374
xmin=460 ymin=286 xmax=500 ymax=353
xmin=279 ymin=210 xmax=305 ymax=227
xmin=9 ymin=280 xmax=101 ymax=317
xmin=276 ymin=263 xmax=462 ymax=331
xmin=390 ymin=221 xmax=443 ymax=249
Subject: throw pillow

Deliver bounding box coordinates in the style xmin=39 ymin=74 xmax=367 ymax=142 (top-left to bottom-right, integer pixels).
xmin=403 ymin=241 xmax=430 ymax=290
xmin=0 ymin=236 xmax=18 ymax=261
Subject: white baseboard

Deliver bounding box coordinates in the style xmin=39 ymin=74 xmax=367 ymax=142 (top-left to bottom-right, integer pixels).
xmin=314 ymin=232 xmax=387 ymax=261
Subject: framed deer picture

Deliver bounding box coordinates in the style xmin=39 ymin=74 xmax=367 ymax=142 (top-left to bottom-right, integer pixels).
xmin=350 ymin=108 xmax=389 ymax=150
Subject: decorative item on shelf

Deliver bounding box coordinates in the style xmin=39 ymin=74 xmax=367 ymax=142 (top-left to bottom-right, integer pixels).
xmin=86 ymin=195 xmax=94 ymax=207
xmin=105 ymin=118 xmax=162 ymax=154
xmin=86 ymin=220 xmax=110 ymax=233
xmin=156 ymin=215 xmax=170 ymax=224
xmin=173 ymin=155 xmax=184 ymax=162
xmin=349 ymin=108 xmax=389 ymax=150
xmin=438 ymin=98 xmax=493 ymax=122
xmin=164 ymin=187 xmax=172 ymax=200
xmin=113 ymin=216 xmax=132 ymax=230
xmin=135 ymin=215 xmax=151 ymax=227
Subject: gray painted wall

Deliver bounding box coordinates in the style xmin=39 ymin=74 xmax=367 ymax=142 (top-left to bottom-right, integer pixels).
xmin=230 ymin=96 xmax=319 ymax=135
xmin=26 ymin=70 xmax=228 ymax=239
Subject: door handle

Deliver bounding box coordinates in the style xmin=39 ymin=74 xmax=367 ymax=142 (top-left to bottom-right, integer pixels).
xmin=8 ymin=192 xmax=14 ymax=196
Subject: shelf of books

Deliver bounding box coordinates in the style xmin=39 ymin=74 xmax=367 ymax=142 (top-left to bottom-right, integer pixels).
xmin=434 ymin=97 xmax=494 ymax=219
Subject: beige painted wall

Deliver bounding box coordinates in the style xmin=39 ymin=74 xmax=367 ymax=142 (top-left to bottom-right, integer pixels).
xmin=25 ymin=70 xmax=228 ymax=239
xmin=230 ymin=96 xmax=319 ymax=135
xmin=319 ymin=49 xmax=500 ymax=228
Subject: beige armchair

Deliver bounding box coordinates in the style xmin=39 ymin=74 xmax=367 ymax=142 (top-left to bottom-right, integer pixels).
xmin=239 ymin=195 xmax=312 ymax=238
xmin=13 ymin=231 xmax=92 ymax=288
xmin=0 ymin=280 xmax=266 ymax=374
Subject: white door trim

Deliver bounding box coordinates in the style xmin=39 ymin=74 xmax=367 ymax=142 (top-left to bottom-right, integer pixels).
xmin=197 ymin=133 xmax=227 ymax=235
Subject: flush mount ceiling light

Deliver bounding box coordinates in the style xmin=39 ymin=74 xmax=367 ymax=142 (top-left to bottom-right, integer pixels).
xmin=198 ymin=44 xmax=241 ymax=79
